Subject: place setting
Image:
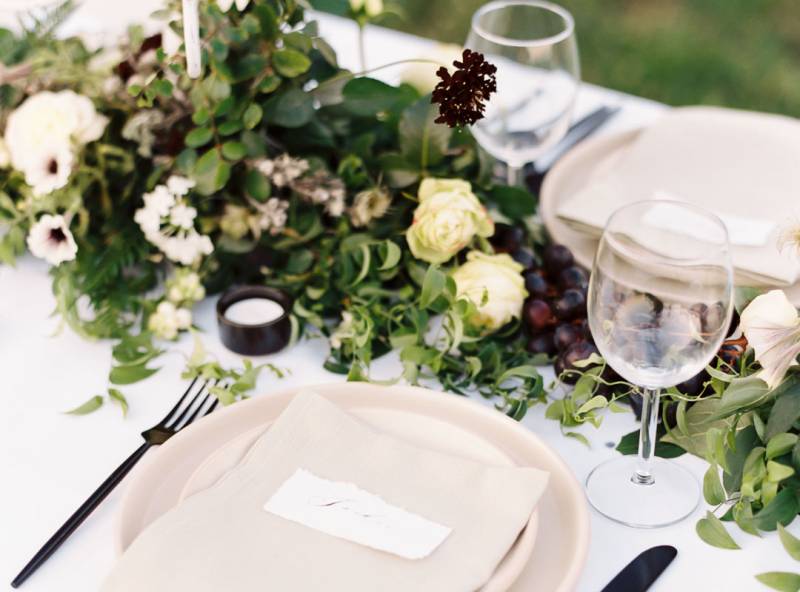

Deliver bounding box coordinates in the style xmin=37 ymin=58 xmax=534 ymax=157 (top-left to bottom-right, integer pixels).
xmin=3 ymin=0 xmax=800 ymax=591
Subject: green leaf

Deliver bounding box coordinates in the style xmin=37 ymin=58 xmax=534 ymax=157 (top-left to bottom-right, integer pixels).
xmin=768 ymin=460 xmax=795 ymax=483
xmin=714 ymin=375 xmax=771 ymax=419
xmin=245 ymin=169 xmax=271 ymax=201
xmin=767 ymin=379 xmax=800 ymax=441
xmin=696 ymin=511 xmax=740 ymax=549
xmin=420 ymin=265 xmax=446 ymax=309
xmin=109 ymin=363 xmax=160 ymax=385
xmin=778 ymin=524 xmax=800 ymax=561
xmin=399 ymin=97 xmax=452 ymax=169
xmin=221 ymin=141 xmax=247 ymax=161
xmin=489 ymin=185 xmax=537 ymax=220
xmin=703 ymin=463 xmax=726 ymax=505
xmin=564 ymin=431 xmax=590 ymax=447
xmin=184 ymin=126 xmax=214 ymax=148
xmin=272 ymin=48 xmax=312 ymax=77
xmin=218 ymin=120 xmax=243 ymax=136
xmin=108 ymin=388 xmax=128 ymax=418
xmin=577 ymin=395 xmax=608 ymax=415
xmin=257 ymin=74 xmax=281 ymax=94
xmin=662 ymin=397 xmax=737 ymax=457
xmin=724 ymin=425 xmax=761 ymax=494
xmin=754 ymin=488 xmax=800 ymax=531
xmin=769 ymin=433 xmax=800 ymax=460
xmin=756 ymin=572 xmax=800 ymax=592
xmin=379 ymin=240 xmax=402 ymax=270
xmin=64 ymin=395 xmax=104 ymax=416
xmin=342 ymin=78 xmax=415 ymax=116
xmin=194 ymin=148 xmax=231 ymax=195
xmin=263 ymin=88 xmax=315 ymax=128
xmin=616 ymin=429 xmax=686 ymax=458
xmin=243 ymin=103 xmax=263 ymax=129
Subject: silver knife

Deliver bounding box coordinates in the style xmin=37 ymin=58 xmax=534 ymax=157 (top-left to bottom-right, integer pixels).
xmin=600 ymin=545 xmax=678 ymax=592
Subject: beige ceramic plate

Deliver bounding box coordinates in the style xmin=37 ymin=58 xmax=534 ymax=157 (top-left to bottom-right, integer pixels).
xmin=117 ymin=383 xmax=589 ymax=592
xmin=177 ymin=411 xmax=538 ymax=592
xmin=540 ymin=128 xmax=800 ymax=305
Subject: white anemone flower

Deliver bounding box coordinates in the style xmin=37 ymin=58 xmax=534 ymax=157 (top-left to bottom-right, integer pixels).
xmin=740 ymin=290 xmax=800 ymax=388
xmin=26 ymin=214 xmax=78 ymax=266
xmin=23 ymin=144 xmax=74 ymax=196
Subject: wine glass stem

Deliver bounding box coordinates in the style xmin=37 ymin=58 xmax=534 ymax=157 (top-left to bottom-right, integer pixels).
xmin=633 ymin=387 xmax=660 ymax=486
xmin=506 ymin=164 xmax=524 ymax=187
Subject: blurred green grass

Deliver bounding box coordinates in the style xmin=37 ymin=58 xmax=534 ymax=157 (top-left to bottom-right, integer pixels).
xmin=334 ymin=0 xmax=800 ymax=116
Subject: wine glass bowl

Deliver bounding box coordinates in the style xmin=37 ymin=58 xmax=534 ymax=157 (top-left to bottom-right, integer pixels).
xmin=585 ymin=200 xmax=733 ymax=528
xmin=466 ymin=0 xmax=580 ymax=185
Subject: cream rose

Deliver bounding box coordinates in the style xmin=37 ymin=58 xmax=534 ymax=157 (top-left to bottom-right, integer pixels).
xmin=452 ymin=251 xmax=527 ymax=333
xmin=406 ymin=178 xmax=493 ymax=264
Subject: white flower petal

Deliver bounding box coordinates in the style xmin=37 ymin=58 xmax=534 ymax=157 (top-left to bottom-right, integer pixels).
xmin=740 ymin=290 xmax=800 ymax=388
xmin=26 ymin=214 xmax=78 ymax=266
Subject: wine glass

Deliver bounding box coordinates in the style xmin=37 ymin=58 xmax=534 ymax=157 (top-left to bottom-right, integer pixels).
xmin=586 ymin=200 xmax=733 ymax=528
xmin=466 ymin=0 xmax=580 ymax=186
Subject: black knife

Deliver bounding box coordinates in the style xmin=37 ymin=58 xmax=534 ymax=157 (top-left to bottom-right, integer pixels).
xmin=525 ymin=105 xmax=620 ymax=194
xmin=600 ymin=545 xmax=678 ymax=592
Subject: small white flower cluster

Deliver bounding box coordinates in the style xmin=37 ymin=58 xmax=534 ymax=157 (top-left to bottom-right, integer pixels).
xmin=3 ymin=91 xmax=108 ymax=196
xmin=148 ymin=301 xmax=192 ymax=340
xmin=26 ymin=214 xmax=78 ymax=266
xmin=256 ymin=154 xmax=309 ymax=188
xmin=166 ymin=268 xmax=206 ymax=306
xmin=134 ymin=176 xmax=213 ymax=266
xmin=291 ymin=170 xmax=347 ymax=217
xmin=254 ymin=198 xmax=289 ymax=235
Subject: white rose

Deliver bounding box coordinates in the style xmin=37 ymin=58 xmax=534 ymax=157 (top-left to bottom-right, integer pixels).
xmin=0 ymin=138 xmax=9 ymax=168
xmin=452 ymin=251 xmax=527 ymax=333
xmin=350 ymin=0 xmax=382 ymax=16
xmin=406 ymin=178 xmax=494 ymax=264
xmin=26 ymin=214 xmax=78 ymax=266
xmin=401 ymin=44 xmax=463 ymax=94
xmin=740 ymin=290 xmax=800 ymax=388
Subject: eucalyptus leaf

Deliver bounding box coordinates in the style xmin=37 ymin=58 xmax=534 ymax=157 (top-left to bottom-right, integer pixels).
xmin=272 ymin=48 xmax=311 ymax=78
xmin=64 ymin=395 xmax=104 ymax=416
xmin=755 ymin=572 xmax=800 ymax=592
xmin=769 ymin=433 xmax=800 ymax=460
xmin=109 ymin=363 xmax=160 ymax=385
xmin=108 ymin=388 xmax=128 ymax=417
xmin=696 ymin=511 xmax=740 ymax=549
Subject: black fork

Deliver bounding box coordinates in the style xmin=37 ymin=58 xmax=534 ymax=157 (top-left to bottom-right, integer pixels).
xmin=11 ymin=378 xmax=219 ymax=588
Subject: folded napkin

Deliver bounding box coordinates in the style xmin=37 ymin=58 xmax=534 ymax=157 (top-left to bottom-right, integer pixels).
xmin=102 ymin=392 xmax=549 ymax=592
xmin=556 ymin=106 xmax=800 ymax=286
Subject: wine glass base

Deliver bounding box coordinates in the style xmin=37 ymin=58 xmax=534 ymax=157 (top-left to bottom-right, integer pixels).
xmin=585 ymin=456 xmax=700 ymax=528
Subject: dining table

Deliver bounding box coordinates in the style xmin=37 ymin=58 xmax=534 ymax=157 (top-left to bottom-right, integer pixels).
xmin=0 ymin=2 xmax=792 ymax=591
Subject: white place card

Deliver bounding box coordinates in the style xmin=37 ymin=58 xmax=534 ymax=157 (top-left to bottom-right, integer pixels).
xmin=263 ymin=468 xmax=452 ymax=560
xmin=647 ymin=192 xmax=776 ymax=247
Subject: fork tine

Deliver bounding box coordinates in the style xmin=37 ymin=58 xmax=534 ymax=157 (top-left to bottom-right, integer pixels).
xmin=204 ymin=399 xmax=219 ymax=416
xmin=175 ymin=393 xmax=215 ymax=430
xmin=165 ymin=380 xmax=208 ymax=428
xmin=159 ymin=376 xmax=199 ymax=426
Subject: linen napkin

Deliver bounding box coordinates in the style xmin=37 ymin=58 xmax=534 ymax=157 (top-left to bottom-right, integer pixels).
xmin=556 ymin=106 xmax=800 ymax=286
xmin=102 ymin=391 xmax=549 ymax=592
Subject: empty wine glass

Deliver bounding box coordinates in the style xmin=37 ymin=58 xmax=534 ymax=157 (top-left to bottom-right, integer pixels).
xmin=586 ymin=200 xmax=733 ymax=528
xmin=466 ymin=0 xmax=580 ymax=186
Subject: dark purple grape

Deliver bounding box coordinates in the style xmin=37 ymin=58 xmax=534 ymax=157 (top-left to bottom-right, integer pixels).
xmin=577 ymin=318 xmax=593 ymax=342
xmin=490 ymin=223 xmax=525 ymax=253
xmin=524 ymin=299 xmax=555 ymax=332
xmin=556 ymin=341 xmax=599 ymax=384
xmin=543 ymin=244 xmax=574 ymax=277
xmin=553 ymin=289 xmax=586 ymax=321
xmin=527 ymin=331 xmax=556 ymax=356
xmin=524 ymin=272 xmax=548 ymax=299
xmin=511 ymin=248 xmax=537 ymax=271
xmin=676 ymin=369 xmax=709 ymax=397
xmin=553 ymin=324 xmax=581 ymax=352
xmin=557 ymin=266 xmax=588 ymax=291
xmin=615 ymin=293 xmax=663 ymax=327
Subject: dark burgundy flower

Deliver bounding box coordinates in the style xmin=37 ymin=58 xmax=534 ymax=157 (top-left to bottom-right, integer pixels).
xmin=431 ymin=49 xmax=497 ymax=128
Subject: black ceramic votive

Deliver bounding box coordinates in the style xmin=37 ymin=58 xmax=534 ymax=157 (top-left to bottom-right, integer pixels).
xmin=216 ymin=285 xmax=293 ymax=356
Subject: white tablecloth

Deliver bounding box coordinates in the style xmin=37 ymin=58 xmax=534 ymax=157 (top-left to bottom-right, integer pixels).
xmin=0 ymin=3 xmax=788 ymax=591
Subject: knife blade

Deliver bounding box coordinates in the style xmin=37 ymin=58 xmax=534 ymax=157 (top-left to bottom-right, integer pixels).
xmin=525 ymin=105 xmax=620 ymax=194
xmin=600 ymin=545 xmax=678 ymax=592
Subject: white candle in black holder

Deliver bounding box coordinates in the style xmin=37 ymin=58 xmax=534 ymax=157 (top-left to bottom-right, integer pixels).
xmin=216 ymin=286 xmax=293 ymax=355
